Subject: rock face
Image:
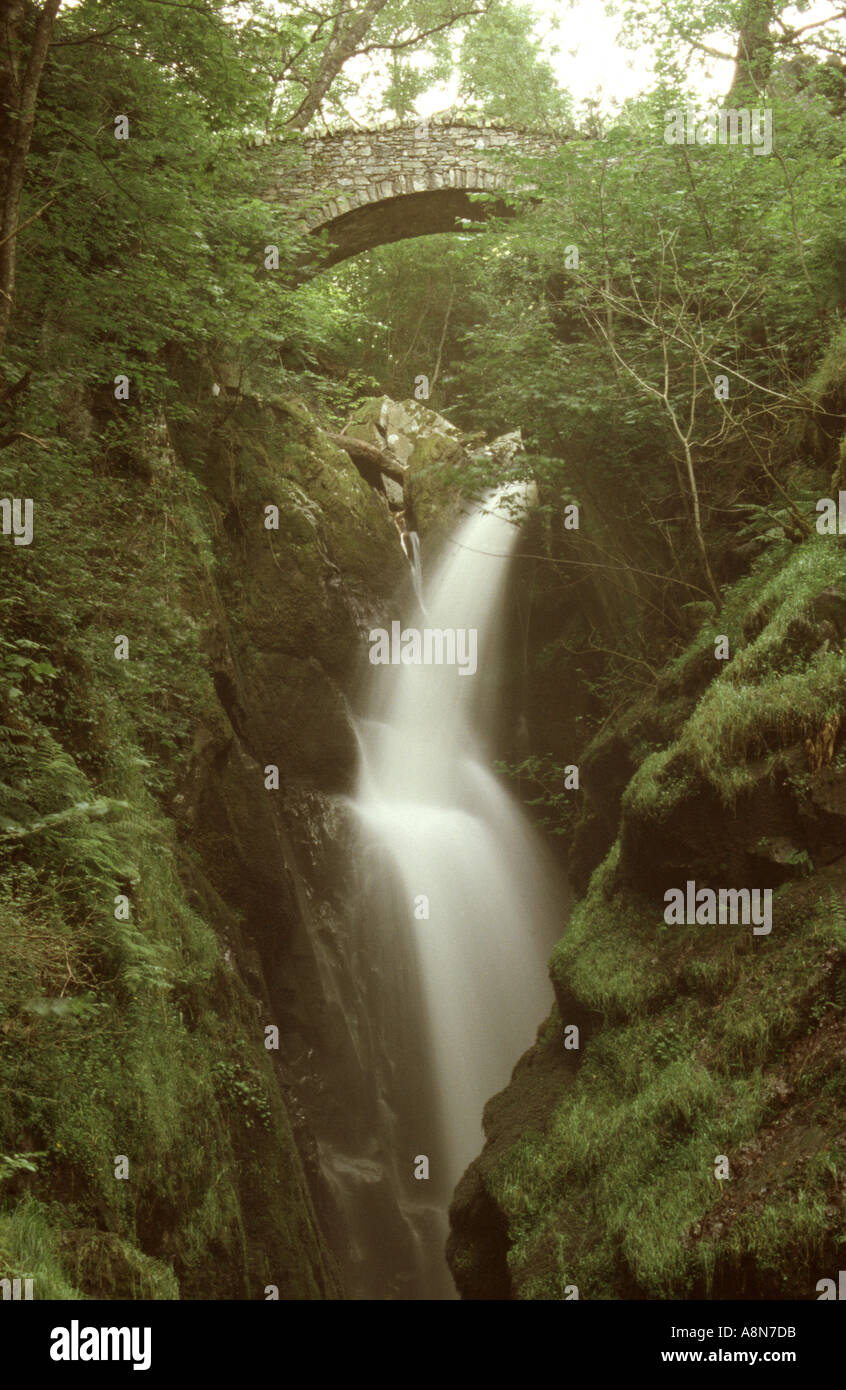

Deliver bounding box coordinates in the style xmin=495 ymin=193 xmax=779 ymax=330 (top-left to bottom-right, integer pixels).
xmin=0 ymin=368 xmax=409 ymax=1298
xmin=341 ymin=395 xmax=528 ymax=549
xmin=343 ymin=395 xmax=466 ymax=538
xmin=177 ymin=392 xmax=402 ymax=786
xmin=449 ymin=537 xmax=846 ymax=1300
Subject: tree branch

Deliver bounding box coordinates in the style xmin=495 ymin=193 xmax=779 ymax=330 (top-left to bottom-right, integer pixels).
xmin=349 ymin=8 xmax=487 ymax=58
xmin=778 ymin=10 xmax=846 ymax=40
xmin=0 ymin=429 xmax=49 ymax=449
xmin=0 ymin=194 xmax=58 ymax=252
xmin=50 ymin=22 xmax=133 ymax=46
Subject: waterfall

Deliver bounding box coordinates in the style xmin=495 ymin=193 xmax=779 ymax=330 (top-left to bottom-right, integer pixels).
xmin=400 ymin=529 xmax=426 ymax=614
xmin=349 ymin=485 xmax=567 ymax=1297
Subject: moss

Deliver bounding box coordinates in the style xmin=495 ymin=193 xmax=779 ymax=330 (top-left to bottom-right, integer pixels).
xmin=0 ymin=1198 xmax=180 ymax=1300
xmin=618 ymin=537 xmax=846 ymax=823
xmin=0 ymin=393 xmax=345 ymax=1300
xmin=405 ymin=431 xmax=468 ymax=537
xmin=807 ymin=325 xmax=846 ymax=415
xmin=475 ymin=866 xmax=846 ymax=1299
xmin=691 ymin=541 xmax=845 ymax=754
xmin=622 ymin=747 xmax=694 ymax=823
xmin=550 ymin=842 xmax=675 ymax=1019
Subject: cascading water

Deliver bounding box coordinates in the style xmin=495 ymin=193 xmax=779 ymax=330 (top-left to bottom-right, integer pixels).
xmin=400 ymin=529 xmax=426 ymax=614
xmin=350 ymin=484 xmax=568 ymax=1298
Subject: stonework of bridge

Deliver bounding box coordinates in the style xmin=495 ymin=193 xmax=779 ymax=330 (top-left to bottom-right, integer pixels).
xmin=251 ymin=117 xmax=556 ymax=265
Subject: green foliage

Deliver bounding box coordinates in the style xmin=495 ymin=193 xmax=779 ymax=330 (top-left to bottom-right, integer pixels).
xmin=0 ymin=1198 xmax=85 ymax=1300
xmin=483 ymin=510 xmax=846 ymax=1299
xmin=457 ymin=1 xmax=574 ymax=128
xmin=0 ymin=1195 xmax=180 ymax=1299
xmin=212 ymin=1059 xmax=273 ymax=1133
xmin=320 ymin=65 xmax=846 ymax=697
xmin=550 ymin=842 xmax=676 ymax=1018
xmin=0 ymin=1153 xmax=46 ymax=1184
xmin=495 ymin=753 xmax=579 ymax=835
xmin=6 ymin=0 xmax=846 ymax=1309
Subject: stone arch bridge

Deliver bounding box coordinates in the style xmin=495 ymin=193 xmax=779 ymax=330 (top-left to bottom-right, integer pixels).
xmin=251 ymin=117 xmax=556 ymax=266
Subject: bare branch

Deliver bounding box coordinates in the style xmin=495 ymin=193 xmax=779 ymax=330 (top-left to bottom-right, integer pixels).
xmin=778 ymin=9 xmax=846 ymax=41
xmin=0 ymin=429 xmax=49 ymax=449
xmin=350 ymin=8 xmax=487 ymax=58
xmin=50 ymin=22 xmax=133 ymax=46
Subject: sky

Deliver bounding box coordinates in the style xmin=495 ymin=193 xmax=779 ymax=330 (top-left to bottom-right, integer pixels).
xmin=524 ymin=0 xmax=729 ymax=104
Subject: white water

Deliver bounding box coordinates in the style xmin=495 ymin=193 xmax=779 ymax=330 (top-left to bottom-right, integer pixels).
xmin=352 ymin=487 xmax=565 ymax=1265
xmin=400 ymin=529 xmax=426 ymax=614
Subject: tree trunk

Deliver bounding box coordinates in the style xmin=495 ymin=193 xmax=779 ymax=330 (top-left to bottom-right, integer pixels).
xmin=327 ymin=431 xmax=406 ymax=483
xmin=0 ymin=1 xmax=28 ymax=160
xmin=728 ymin=0 xmax=777 ymax=100
xmin=284 ymin=0 xmax=390 ymax=131
xmin=0 ymin=0 xmax=62 ymax=361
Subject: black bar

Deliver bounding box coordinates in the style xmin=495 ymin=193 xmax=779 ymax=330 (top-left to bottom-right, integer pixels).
xmin=2 ymin=1297 xmax=840 ymax=1379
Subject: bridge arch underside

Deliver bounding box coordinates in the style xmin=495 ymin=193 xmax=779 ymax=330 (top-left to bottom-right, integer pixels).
xmin=308 ymin=187 xmax=514 ymax=267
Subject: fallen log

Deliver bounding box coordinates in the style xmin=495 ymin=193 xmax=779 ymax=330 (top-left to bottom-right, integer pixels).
xmin=326 ymin=431 xmax=406 ymax=485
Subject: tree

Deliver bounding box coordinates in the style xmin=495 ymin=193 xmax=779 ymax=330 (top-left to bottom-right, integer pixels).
xmin=284 ymin=0 xmax=394 ymax=129
xmin=456 ymin=0 xmax=573 ymax=130
xmin=0 ymin=0 xmax=63 ymax=362
xmin=614 ymin=0 xmax=846 ymax=99
xmin=243 ymin=0 xmax=495 ymax=132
